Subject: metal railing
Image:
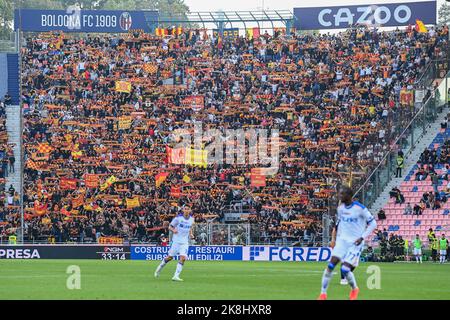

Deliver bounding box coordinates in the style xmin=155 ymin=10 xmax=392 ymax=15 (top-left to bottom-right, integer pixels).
xmin=354 ymin=81 xmax=448 ymax=211
xmin=0 ymin=40 xmax=16 ymax=53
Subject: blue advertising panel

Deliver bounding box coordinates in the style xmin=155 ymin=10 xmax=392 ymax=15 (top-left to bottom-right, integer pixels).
xmin=131 ymin=245 xmax=331 ymax=261
xmin=14 ymin=9 xmax=158 ymax=33
xmin=242 ymin=246 xmax=331 ymax=262
xmin=294 ymin=1 xmax=436 ymax=30
xmin=131 ymin=245 xmax=243 ymax=261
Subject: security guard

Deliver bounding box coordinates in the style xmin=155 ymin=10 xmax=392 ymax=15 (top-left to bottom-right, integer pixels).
xmin=396 ymin=153 xmax=404 ymax=178
xmin=404 ymin=238 xmax=409 ymax=259
xmin=447 ymin=87 xmax=450 ymax=108
xmin=8 ymin=234 xmax=16 ymax=245
xmin=380 ymin=237 xmax=388 ymax=259
xmin=431 ymin=236 xmax=439 ymax=262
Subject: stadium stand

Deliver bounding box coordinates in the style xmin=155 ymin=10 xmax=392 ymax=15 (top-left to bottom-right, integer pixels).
xmin=16 ymin=25 xmax=450 ymax=244
xmin=378 ymin=124 xmax=450 ymax=241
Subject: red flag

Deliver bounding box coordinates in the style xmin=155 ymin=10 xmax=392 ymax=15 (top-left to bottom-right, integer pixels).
xmin=252 ymin=27 xmax=260 ymax=39
xmin=84 ymin=174 xmax=99 ymax=188
xmin=61 ymin=207 xmax=71 ymax=216
xmin=170 ymin=186 xmax=182 ymax=198
xmin=155 ymin=172 xmax=169 ymax=187
xmin=251 ymin=168 xmax=266 ymax=187
xmin=217 ymin=35 xmax=223 ymax=50
xmin=166 ymin=146 xmax=186 ymax=164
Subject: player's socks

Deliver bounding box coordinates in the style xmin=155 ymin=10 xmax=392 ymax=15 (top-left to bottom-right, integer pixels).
xmin=341 ymin=265 xmax=357 ymax=289
xmin=419 ymin=256 xmax=422 ymax=263
xmin=174 ymin=261 xmax=184 ymax=278
xmin=320 ymin=263 xmax=335 ymax=294
xmin=156 ymin=257 xmax=169 ymax=273
xmin=339 ymin=268 xmax=348 ymax=284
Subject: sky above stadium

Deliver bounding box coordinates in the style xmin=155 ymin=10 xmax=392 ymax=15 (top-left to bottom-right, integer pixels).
xmin=185 ymin=0 xmax=444 ymax=12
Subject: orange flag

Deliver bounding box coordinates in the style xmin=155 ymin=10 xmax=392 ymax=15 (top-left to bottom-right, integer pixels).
xmin=37 ymin=143 xmax=53 ymax=154
xmin=34 ymin=201 xmax=48 ymax=215
xmin=155 ymin=172 xmax=169 ymax=187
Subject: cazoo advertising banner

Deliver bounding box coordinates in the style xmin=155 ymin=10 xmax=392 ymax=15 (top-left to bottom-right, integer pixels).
xmin=294 ymin=1 xmax=436 ymax=30
xmin=14 ymin=9 xmax=158 ymax=33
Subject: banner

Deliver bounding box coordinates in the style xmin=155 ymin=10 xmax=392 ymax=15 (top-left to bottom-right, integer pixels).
xmin=247 ymin=27 xmax=260 ymax=39
xmin=14 ymin=9 xmax=158 ymax=33
xmin=118 ymin=116 xmax=132 ymax=130
xmin=59 ymin=178 xmax=77 ymax=190
xmin=293 ymin=1 xmax=437 ymax=30
xmin=0 ymin=245 xmax=130 ymax=260
xmin=115 ymin=81 xmax=132 ymax=93
xmin=0 ymin=245 xmax=330 ymax=261
xmin=130 ymin=246 xmax=332 ymax=261
xmin=170 ymin=186 xmax=182 ymax=198
xmin=251 ymin=168 xmax=266 ymax=187
xmin=84 ymin=174 xmax=99 ymax=188
xmin=37 ymin=143 xmax=52 ymax=154
xmin=166 ymin=146 xmax=186 ymax=165
xmin=126 ymin=197 xmax=140 ymax=209
xmin=242 ymin=246 xmax=331 ymax=262
xmin=400 ymin=89 xmax=414 ymax=106
xmin=181 ymin=95 xmax=204 ymax=111
xmin=185 ymin=148 xmax=208 ymax=168
xmin=143 ymin=63 xmax=158 ymax=74
xmin=213 ymin=28 xmax=239 ymax=39
xmin=131 ymin=246 xmax=243 ymax=261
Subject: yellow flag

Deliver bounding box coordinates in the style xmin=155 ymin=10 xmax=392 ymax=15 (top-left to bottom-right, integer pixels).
xmin=183 ymin=175 xmax=191 ymax=183
xmin=115 ymin=80 xmax=132 ymax=93
xmin=185 ymin=147 xmax=207 ymax=168
xmin=415 ymin=20 xmax=427 ymax=33
xmin=100 ymin=175 xmax=117 ymax=191
xmin=126 ymin=197 xmax=140 ymax=209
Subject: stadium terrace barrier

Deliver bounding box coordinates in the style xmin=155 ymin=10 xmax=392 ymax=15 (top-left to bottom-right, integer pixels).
xmin=0 ymin=245 xmax=331 ymax=261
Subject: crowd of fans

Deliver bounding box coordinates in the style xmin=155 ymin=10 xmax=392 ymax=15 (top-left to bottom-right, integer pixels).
xmin=0 ymin=94 xmax=20 ymax=242
xmin=16 ymin=24 xmax=449 ymax=244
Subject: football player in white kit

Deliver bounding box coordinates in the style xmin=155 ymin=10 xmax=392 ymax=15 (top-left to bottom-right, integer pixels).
xmin=318 ymin=186 xmax=377 ymax=300
xmin=154 ymin=207 xmax=195 ymax=281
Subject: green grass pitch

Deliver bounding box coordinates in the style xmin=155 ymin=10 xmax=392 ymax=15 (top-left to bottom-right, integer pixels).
xmin=0 ymin=260 xmax=449 ymax=300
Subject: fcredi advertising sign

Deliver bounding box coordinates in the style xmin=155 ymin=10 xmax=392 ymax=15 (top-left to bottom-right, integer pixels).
xmin=294 ymin=1 xmax=436 ymax=30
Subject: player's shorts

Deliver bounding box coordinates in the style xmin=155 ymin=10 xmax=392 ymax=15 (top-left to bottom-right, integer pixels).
xmin=413 ymin=248 xmax=422 ymax=256
xmin=331 ymin=238 xmax=364 ymax=267
xmin=440 ymin=250 xmax=447 ymax=256
xmin=168 ymin=242 xmax=189 ymax=257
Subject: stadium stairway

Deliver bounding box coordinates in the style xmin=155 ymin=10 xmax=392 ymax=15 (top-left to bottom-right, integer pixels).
xmin=5 ymin=104 xmax=21 ymax=197
xmin=6 ymin=54 xmax=19 ymax=105
xmin=0 ymin=54 xmax=7 ymax=99
xmin=370 ymin=108 xmax=449 ymax=216
xmin=372 ymin=124 xmax=450 ymax=241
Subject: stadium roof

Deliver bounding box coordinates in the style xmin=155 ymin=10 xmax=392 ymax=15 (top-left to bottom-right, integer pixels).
xmin=158 ymin=10 xmax=295 ymax=30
